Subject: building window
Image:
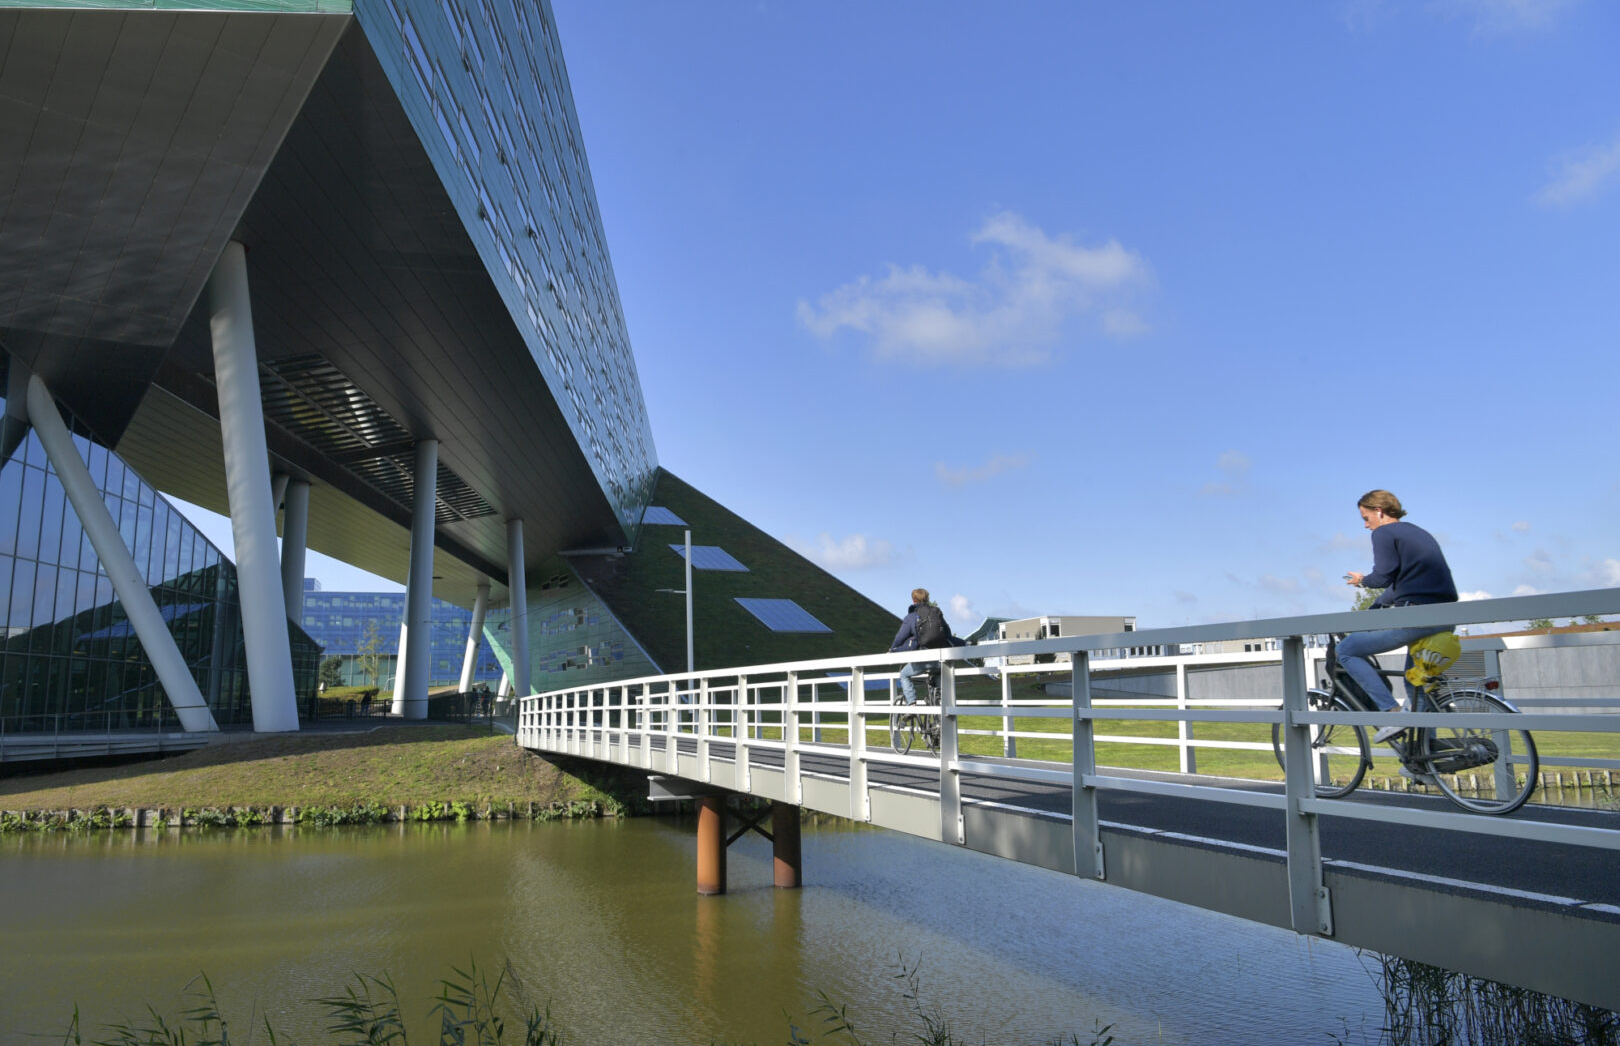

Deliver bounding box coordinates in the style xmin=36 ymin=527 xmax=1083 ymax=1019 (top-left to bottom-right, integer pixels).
xmin=734 ymin=598 xmax=831 ymax=634
xmin=642 ymin=506 xmax=686 ymax=526
xmin=669 ymin=545 xmax=747 ymax=572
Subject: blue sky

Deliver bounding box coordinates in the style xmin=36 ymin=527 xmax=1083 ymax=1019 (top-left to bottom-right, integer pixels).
xmin=182 ymin=0 xmax=1619 ymax=630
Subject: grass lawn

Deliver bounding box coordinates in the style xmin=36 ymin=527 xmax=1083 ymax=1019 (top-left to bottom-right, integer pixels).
xmin=0 ymin=726 xmax=603 ymax=812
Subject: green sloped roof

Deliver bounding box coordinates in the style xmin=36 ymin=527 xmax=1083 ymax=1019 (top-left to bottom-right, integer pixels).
xmin=567 ymin=469 xmax=899 ymax=674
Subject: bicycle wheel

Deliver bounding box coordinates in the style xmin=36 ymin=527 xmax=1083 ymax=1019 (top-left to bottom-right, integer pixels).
xmin=1272 ymin=688 xmax=1370 ymax=799
xmin=1421 ymin=689 xmax=1538 ymax=814
xmin=890 ymin=710 xmax=914 ymax=754
xmin=921 ymin=711 xmax=940 ymax=755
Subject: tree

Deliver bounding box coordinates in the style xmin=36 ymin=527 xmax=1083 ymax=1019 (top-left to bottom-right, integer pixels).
xmin=1352 ymin=587 xmax=1385 ymax=611
xmin=1526 ymin=618 xmax=1554 ymax=631
xmin=1580 ymin=615 xmax=1607 ymax=625
xmin=356 ymin=619 xmax=383 ymax=689
xmin=318 ymin=655 xmax=343 ymax=688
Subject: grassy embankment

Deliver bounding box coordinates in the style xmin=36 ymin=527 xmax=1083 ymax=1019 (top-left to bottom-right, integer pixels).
xmin=0 ymin=725 xmax=643 ymax=827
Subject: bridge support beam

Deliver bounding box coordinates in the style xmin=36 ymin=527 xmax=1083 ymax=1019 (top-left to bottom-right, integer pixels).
xmin=772 ymin=801 xmax=801 ymax=889
xmin=696 ymin=795 xmax=726 ymax=895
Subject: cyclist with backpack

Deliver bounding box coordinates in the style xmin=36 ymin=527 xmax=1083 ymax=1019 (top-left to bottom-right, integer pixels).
xmin=891 ymin=587 xmax=955 ymax=704
xmin=1340 ymin=489 xmax=1458 ymax=744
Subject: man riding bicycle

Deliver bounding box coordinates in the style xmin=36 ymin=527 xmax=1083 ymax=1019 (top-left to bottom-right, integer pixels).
xmin=1341 ymin=489 xmax=1458 ymax=745
xmin=890 ymin=587 xmax=955 ymax=703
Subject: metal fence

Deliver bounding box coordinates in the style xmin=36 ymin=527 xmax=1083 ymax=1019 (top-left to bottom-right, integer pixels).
xmin=519 ymin=588 xmax=1620 ymax=923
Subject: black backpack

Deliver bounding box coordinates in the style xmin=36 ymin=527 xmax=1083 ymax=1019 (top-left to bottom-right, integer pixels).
xmin=914 ymin=604 xmax=950 ymax=648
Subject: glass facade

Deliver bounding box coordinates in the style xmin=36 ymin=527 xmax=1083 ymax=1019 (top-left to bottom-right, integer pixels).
xmin=0 ymin=354 xmax=320 ymax=730
xmin=484 ymin=556 xmax=657 ymax=690
xmin=355 ymin=0 xmax=658 ymax=542
xmin=299 ymin=589 xmax=501 ymax=688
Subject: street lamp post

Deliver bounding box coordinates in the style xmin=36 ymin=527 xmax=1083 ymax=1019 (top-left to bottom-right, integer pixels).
xmin=656 ymin=529 xmax=695 ymax=676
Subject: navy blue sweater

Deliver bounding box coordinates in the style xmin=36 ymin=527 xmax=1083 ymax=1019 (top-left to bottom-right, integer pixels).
xmin=1362 ymin=521 xmax=1457 ymax=608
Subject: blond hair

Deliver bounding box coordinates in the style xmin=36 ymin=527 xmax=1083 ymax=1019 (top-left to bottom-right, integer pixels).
xmin=911 ymin=588 xmax=930 ymax=604
xmin=1357 ymin=489 xmax=1406 ymax=519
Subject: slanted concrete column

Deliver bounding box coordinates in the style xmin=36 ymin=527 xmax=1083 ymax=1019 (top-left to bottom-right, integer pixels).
xmin=397 ymin=439 xmax=437 ymax=719
xmin=270 ymin=472 xmax=289 ymax=517
xmin=24 ymin=376 xmax=218 ymax=732
xmin=458 ymin=581 xmax=490 ymax=692
xmin=696 ymin=796 xmax=726 ymax=895
xmin=206 ymin=241 xmax=298 ymax=732
xmin=280 ymin=478 xmax=309 ymax=625
xmin=506 ymin=519 xmax=530 ymax=698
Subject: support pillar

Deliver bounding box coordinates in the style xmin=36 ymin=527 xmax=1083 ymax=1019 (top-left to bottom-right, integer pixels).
xmin=390 ymin=621 xmax=408 ymax=713
xmin=24 ymin=376 xmax=218 ymax=732
xmin=280 ymin=478 xmax=309 ymax=626
xmin=398 ymin=439 xmax=436 ymax=719
xmin=458 ymin=581 xmax=490 ymax=692
xmin=696 ymin=795 xmax=726 ymax=895
xmin=772 ymin=801 xmax=802 ymax=889
xmin=206 ymin=240 xmax=298 ymax=732
xmin=506 ymin=519 xmax=530 ymax=698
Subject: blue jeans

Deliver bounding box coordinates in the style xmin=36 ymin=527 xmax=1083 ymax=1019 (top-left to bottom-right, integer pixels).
xmin=898 ymin=661 xmax=922 ymax=703
xmin=1337 ymin=626 xmax=1448 ymax=712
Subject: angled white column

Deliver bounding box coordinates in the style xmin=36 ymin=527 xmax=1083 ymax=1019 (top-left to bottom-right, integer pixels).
xmin=390 ymin=621 xmax=408 ymax=713
xmin=270 ymin=472 xmax=289 ymax=517
xmin=497 ymin=672 xmax=511 ymax=698
xmin=25 ymin=376 xmax=218 ymax=732
xmin=280 ymin=478 xmax=309 ymax=625
xmin=458 ymin=581 xmax=491 ymax=692
xmin=506 ymin=519 xmax=530 ymax=697
xmin=399 ymin=439 xmax=437 ymax=719
xmin=207 ymin=240 xmax=298 ymax=732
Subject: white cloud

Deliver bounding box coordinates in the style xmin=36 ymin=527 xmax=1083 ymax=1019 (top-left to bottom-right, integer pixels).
xmin=1458 ymin=590 xmax=1495 ymax=601
xmin=1598 ymin=558 xmax=1620 ymax=586
xmin=1437 ymin=0 xmax=1579 ymax=34
xmin=1198 ymin=449 xmax=1252 ymax=497
xmin=1321 ymin=531 xmax=1364 ymax=552
xmin=1174 ymin=590 xmax=1198 ymax=604
xmin=1525 ymin=549 xmax=1556 ymax=573
xmin=935 ymin=452 xmax=1031 ymax=487
xmin=1536 ymin=136 xmax=1620 ymax=208
xmin=1512 ymin=584 xmax=1544 ymax=596
xmin=785 ymin=532 xmax=898 ymax=571
xmin=948 ymin=593 xmax=976 ymax=626
xmin=797 ymin=211 xmax=1152 ymax=367
xmin=1512 ymin=520 xmax=1531 ymax=533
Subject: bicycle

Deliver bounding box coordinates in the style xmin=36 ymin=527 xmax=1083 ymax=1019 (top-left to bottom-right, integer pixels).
xmin=890 ymin=663 xmax=941 ymax=755
xmin=1271 ymin=634 xmax=1539 ymax=814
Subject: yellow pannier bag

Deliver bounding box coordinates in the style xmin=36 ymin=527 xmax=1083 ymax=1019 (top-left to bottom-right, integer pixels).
xmin=1405 ymin=630 xmax=1461 ymax=692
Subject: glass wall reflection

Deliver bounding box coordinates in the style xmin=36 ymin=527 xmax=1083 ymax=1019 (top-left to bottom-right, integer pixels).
xmin=1 ymin=355 xmax=319 ymax=731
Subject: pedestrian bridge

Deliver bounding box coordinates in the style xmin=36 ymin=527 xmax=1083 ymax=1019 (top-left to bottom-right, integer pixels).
xmin=517 ymin=590 xmax=1620 ymax=1012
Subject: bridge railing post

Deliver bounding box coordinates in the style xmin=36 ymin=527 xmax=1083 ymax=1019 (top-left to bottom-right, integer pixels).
xmin=848 ymin=666 xmax=869 ymax=821
xmin=784 ymin=671 xmax=802 ymax=804
xmin=736 ymin=674 xmax=751 ymax=791
xmin=697 ymin=676 xmax=712 ymax=781
xmin=1071 ymin=650 xmax=1104 ymax=879
xmin=1176 ymin=661 xmax=1196 ymax=775
xmin=1281 ymin=634 xmax=1333 ymax=936
xmin=1001 ymin=666 xmax=1016 ymax=758
xmin=665 ymin=679 xmax=679 ymax=774
xmin=940 ymin=659 xmax=963 ymax=844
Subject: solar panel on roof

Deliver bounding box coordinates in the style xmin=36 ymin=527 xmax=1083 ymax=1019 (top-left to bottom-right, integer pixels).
xmin=669 ymin=544 xmax=748 ymax=571
xmin=734 ymin=598 xmax=832 ymax=633
xmin=642 ymin=506 xmax=687 ymax=525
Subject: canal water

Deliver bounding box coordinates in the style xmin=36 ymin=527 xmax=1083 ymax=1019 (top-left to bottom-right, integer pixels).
xmin=1 ymin=817 xmax=1387 ymax=1044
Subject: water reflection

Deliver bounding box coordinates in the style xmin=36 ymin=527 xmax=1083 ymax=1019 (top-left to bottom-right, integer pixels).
xmin=0 ymin=818 xmax=1385 ymax=1044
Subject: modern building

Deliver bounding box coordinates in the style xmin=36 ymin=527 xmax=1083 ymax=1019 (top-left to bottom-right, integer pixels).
xmin=297 ymin=581 xmax=502 ymax=689
xmin=0 ymin=0 xmax=894 ymax=743
xmin=997 ymin=615 xmax=1164 ymax=664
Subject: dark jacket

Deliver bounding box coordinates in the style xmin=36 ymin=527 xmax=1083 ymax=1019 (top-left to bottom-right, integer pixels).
xmin=890 ymin=603 xmax=963 ymax=652
xmin=890 ymin=603 xmax=923 ymax=652
xmin=1363 ymin=520 xmax=1458 ymax=609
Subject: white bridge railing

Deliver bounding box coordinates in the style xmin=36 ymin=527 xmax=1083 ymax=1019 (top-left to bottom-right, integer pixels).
xmin=518 ymin=588 xmax=1620 ymax=932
